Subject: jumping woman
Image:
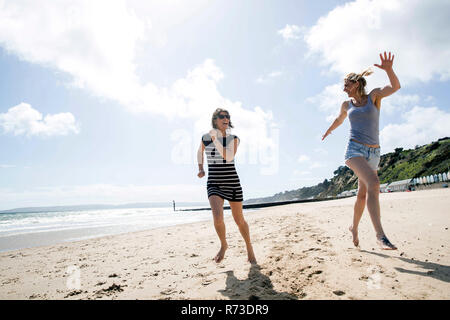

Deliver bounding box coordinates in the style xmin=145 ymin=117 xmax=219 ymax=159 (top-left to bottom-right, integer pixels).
xmin=197 ymin=108 xmax=257 ymax=263
xmin=322 ymin=52 xmax=400 ymax=250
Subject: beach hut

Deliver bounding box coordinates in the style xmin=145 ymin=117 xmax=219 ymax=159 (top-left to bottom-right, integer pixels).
xmin=388 ymin=179 xmax=413 ymax=192
xmin=338 ymin=189 xmax=357 ymax=197
xmin=438 ymin=173 xmax=443 ymax=182
xmin=444 ymin=172 xmax=448 ymax=181
xmin=433 ymin=174 xmax=438 ymax=183
xmin=380 ymin=183 xmax=389 ymax=193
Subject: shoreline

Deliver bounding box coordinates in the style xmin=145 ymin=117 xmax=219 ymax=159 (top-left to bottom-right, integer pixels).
xmin=0 ymin=208 xmax=237 ymax=253
xmin=0 ymin=188 xmax=449 ymax=300
xmin=0 ymin=195 xmax=352 ymax=253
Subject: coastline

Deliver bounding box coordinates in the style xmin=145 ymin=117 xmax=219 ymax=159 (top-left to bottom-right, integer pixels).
xmin=0 ymin=188 xmax=449 ymax=300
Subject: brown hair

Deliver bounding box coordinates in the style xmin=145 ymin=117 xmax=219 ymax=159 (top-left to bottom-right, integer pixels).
xmin=345 ymin=68 xmax=373 ymax=97
xmin=211 ymin=108 xmax=233 ymax=129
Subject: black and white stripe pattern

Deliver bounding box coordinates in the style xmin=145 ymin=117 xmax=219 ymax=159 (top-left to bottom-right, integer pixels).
xmin=202 ymin=133 xmax=243 ymax=202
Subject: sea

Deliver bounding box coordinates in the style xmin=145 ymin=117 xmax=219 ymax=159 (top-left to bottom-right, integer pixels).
xmin=0 ymin=205 xmax=240 ymax=252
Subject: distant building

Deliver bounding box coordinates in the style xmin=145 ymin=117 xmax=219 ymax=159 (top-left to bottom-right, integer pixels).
xmin=338 ymin=189 xmax=357 ymax=197
xmin=380 ymin=183 xmax=389 ymax=193
xmin=388 ymin=179 xmax=413 ymax=192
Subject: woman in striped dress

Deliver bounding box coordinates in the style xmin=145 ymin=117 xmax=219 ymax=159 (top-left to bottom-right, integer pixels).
xmin=197 ymin=108 xmax=256 ymax=264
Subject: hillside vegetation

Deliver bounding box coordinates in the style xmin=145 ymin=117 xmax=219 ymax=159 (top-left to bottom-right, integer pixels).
xmin=245 ymin=137 xmax=450 ymax=204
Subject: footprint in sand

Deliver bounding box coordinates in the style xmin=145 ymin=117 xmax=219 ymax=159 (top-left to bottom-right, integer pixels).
xmin=307 ymin=270 xmax=323 ymax=278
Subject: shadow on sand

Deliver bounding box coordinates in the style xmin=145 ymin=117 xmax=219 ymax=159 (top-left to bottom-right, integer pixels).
xmin=218 ymin=264 xmax=298 ymax=300
xmin=360 ymin=250 xmax=450 ymax=283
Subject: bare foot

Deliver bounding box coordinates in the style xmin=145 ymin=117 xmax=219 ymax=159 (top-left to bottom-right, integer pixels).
xmin=377 ymin=235 xmax=397 ymax=250
xmin=349 ymin=225 xmax=359 ymax=247
xmin=247 ymin=251 xmax=257 ymax=264
xmin=245 ymin=244 xmax=257 ymax=264
xmin=214 ymin=245 xmax=228 ymax=263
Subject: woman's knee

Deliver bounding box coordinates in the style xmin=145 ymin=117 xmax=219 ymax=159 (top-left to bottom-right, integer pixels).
xmin=356 ymin=191 xmax=367 ymax=202
xmin=233 ymin=215 xmax=247 ymax=227
xmin=211 ymin=208 xmax=224 ymax=224
xmin=213 ymin=215 xmax=225 ymax=226
xmin=366 ymin=177 xmax=380 ymax=192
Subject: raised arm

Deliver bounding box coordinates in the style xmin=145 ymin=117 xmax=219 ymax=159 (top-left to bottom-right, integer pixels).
xmin=371 ymin=51 xmax=401 ymax=103
xmin=322 ymin=102 xmax=348 ymax=140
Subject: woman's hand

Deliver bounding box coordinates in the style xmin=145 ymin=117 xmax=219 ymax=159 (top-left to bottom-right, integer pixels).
xmin=374 ymin=51 xmax=394 ymax=71
xmin=372 ymin=51 xmax=401 ymax=99
xmin=322 ymin=130 xmax=331 ymax=141
xmin=209 ymin=129 xmax=218 ymax=142
xmin=198 ymin=170 xmax=205 ymax=178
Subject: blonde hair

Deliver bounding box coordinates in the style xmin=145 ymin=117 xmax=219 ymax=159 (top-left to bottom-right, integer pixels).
xmin=211 ymin=108 xmax=233 ymax=129
xmin=345 ymin=68 xmax=373 ymax=97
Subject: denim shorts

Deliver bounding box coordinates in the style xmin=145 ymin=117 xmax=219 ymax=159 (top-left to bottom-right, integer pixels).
xmin=344 ymin=140 xmax=381 ymax=171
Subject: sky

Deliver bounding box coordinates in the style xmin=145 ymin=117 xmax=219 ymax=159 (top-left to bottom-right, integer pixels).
xmin=0 ymin=0 xmax=449 ymax=210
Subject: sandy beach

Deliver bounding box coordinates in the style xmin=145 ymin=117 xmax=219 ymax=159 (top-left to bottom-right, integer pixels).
xmin=0 ymin=188 xmax=449 ymax=300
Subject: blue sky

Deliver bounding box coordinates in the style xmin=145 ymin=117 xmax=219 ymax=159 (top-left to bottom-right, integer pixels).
xmin=1 ymin=0 xmax=449 ymax=210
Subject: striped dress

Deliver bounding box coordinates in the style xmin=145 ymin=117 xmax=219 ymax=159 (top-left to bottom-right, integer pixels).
xmin=202 ymin=133 xmax=243 ymax=202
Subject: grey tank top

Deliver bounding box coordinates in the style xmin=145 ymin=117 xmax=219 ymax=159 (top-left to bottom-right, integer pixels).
xmin=347 ymin=96 xmax=380 ymax=145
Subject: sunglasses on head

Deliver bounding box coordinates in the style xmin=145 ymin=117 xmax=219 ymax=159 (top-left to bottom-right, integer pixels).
xmin=217 ymin=114 xmax=230 ymax=119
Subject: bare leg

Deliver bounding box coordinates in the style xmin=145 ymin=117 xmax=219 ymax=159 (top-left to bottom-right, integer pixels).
xmin=349 ymin=179 xmax=367 ymax=247
xmin=208 ymin=195 xmax=228 ymax=262
xmin=346 ymin=157 xmax=397 ymax=250
xmin=229 ymin=201 xmax=257 ymax=264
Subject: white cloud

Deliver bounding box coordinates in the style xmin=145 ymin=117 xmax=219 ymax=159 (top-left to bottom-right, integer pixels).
xmin=278 ymin=24 xmax=303 ymax=40
xmin=256 ymin=71 xmax=283 ymax=84
xmin=381 ymin=94 xmax=420 ymax=115
xmin=0 ymin=103 xmax=79 ymax=137
xmin=313 ymin=147 xmax=328 ymax=156
xmin=309 ymin=162 xmax=327 ymax=169
xmin=306 ymin=83 xmax=347 ymax=121
xmin=0 ymin=164 xmax=16 ymax=168
xmin=0 ymin=1 xmax=277 ymax=156
xmin=293 ymin=169 xmax=310 ymax=176
xmin=380 ymin=106 xmax=450 ymax=152
xmin=303 ymin=0 xmax=450 ymax=86
xmin=298 ymin=155 xmax=310 ymax=163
